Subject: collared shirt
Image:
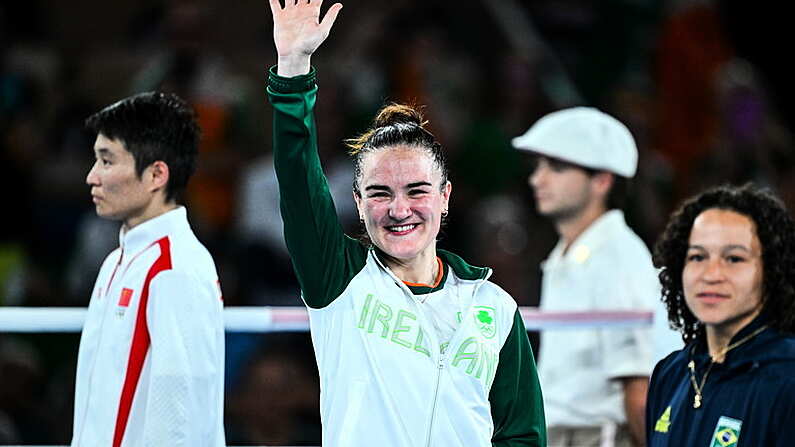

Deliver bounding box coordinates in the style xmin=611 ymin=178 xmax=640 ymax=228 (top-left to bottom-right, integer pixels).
xmin=538 ymin=210 xmax=674 ymax=427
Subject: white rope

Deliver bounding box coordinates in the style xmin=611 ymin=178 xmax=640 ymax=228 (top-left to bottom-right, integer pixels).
xmin=0 ymin=307 xmax=654 ymax=447
xmin=0 ymin=306 xmax=652 ymax=333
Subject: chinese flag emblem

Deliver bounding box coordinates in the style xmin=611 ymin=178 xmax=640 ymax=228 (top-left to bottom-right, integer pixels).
xmin=119 ymin=288 xmax=134 ymax=307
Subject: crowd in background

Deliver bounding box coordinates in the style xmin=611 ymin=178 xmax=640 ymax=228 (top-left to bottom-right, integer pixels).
xmin=1 ymin=0 xmax=793 ymax=444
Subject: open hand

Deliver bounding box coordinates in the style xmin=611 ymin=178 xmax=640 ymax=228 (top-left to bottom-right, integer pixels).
xmin=269 ymin=0 xmax=343 ymax=77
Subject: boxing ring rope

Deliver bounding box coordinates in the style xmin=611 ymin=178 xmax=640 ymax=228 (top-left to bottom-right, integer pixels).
xmin=0 ymin=306 xmax=654 ymax=333
xmin=0 ymin=306 xmax=653 ymax=447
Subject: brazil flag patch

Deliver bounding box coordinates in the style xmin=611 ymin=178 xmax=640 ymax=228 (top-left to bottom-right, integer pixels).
xmin=710 ymin=416 xmax=741 ymax=447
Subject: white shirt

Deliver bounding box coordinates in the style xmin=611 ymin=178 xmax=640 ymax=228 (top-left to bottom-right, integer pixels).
xmin=538 ymin=210 xmax=679 ymax=427
xmin=71 ymin=207 xmax=226 ymax=447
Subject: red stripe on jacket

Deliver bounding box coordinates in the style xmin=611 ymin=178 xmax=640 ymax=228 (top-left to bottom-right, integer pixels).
xmin=113 ymin=237 xmax=172 ymax=447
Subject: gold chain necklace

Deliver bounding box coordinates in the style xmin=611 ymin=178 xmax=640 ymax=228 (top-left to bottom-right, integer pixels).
xmin=688 ymin=325 xmax=768 ymax=408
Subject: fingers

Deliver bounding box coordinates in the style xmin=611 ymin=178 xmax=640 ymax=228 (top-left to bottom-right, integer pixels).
xmin=273 ymin=0 xmax=300 ymax=11
xmin=318 ymin=2 xmax=343 ymax=35
xmin=268 ymin=0 xmax=281 ymax=15
xmin=272 ymin=0 xmax=324 ymax=14
xmin=269 ymin=0 xmax=304 ymax=13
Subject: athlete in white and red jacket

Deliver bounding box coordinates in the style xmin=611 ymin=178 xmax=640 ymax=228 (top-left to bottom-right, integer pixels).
xmin=72 ymin=92 xmax=225 ymax=447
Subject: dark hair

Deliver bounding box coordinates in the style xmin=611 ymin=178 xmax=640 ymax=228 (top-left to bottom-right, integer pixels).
xmin=582 ymin=167 xmax=629 ymax=211
xmin=605 ymin=175 xmax=629 ymax=210
xmin=346 ymin=103 xmax=448 ymax=196
xmin=653 ymin=183 xmax=795 ymax=343
xmin=85 ymin=91 xmax=200 ymax=202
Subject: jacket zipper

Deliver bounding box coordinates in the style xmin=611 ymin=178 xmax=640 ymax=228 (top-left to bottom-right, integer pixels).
xmin=373 ymin=251 xmax=492 ymax=446
xmin=425 ymin=354 xmax=445 ymax=447
xmin=422 ymin=277 xmax=490 ymax=447
xmin=76 ymin=249 xmax=123 ymax=444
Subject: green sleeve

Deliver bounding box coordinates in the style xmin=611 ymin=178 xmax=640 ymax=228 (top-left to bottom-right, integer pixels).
xmin=266 ymin=66 xmax=367 ymax=308
xmin=490 ymin=309 xmax=546 ymax=446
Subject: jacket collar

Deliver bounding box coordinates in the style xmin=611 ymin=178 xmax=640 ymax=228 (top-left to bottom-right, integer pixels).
xmin=118 ymin=207 xmax=189 ymax=255
xmin=690 ymin=315 xmax=794 ymax=370
xmin=371 ymin=247 xmax=491 ymax=283
xmin=437 ymin=249 xmax=490 ymax=281
xmin=547 ymin=209 xmax=627 ymax=266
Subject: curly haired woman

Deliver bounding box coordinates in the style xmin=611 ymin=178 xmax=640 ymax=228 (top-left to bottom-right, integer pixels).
xmin=647 ymin=183 xmax=795 ymax=447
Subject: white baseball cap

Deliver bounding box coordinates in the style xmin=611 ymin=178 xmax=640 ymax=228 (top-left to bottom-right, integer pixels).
xmin=511 ymin=107 xmax=638 ymax=178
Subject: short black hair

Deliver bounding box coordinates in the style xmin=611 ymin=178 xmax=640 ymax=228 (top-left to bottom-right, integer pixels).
xmin=85 ymin=91 xmax=200 ymax=202
xmin=653 ymin=183 xmax=795 ymax=343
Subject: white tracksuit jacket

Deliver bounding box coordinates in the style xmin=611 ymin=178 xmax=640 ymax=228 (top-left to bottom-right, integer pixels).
xmin=71 ymin=207 xmax=225 ymax=447
xmin=308 ymin=251 xmax=520 ymax=446
xmin=268 ymin=67 xmax=546 ymax=447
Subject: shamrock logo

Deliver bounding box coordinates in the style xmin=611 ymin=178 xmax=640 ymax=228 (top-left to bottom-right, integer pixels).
xmin=473 ymin=306 xmax=496 ymax=339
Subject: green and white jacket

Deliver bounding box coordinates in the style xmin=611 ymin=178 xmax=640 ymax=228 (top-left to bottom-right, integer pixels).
xmin=267 ymin=67 xmax=546 ymax=447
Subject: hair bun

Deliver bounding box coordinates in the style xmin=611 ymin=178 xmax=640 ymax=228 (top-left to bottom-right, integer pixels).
xmin=372 ymin=103 xmax=427 ymax=129
xmin=345 ymin=102 xmax=435 ymax=155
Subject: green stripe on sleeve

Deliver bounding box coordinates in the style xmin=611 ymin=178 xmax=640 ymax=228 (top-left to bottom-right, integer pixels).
xmin=489 ymin=309 xmax=546 ymax=446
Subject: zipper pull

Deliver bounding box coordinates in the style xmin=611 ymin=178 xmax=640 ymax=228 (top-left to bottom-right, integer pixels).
xmin=438 ymin=344 xmax=447 ymax=369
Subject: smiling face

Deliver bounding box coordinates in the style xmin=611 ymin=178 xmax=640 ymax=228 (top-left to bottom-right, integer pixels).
xmin=354 ymin=145 xmax=451 ymax=263
xmin=86 ymin=134 xmax=164 ymax=229
xmin=682 ymin=208 xmax=764 ymax=337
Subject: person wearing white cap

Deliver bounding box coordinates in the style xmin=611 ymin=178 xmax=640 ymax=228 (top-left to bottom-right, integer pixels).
xmin=513 ymin=107 xmax=680 ymax=447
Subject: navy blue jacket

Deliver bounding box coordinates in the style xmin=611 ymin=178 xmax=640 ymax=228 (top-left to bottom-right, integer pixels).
xmin=646 ymin=317 xmax=795 ymax=447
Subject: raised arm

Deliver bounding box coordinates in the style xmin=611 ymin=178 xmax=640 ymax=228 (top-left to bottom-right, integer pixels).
xmin=269 ymin=0 xmax=342 ymax=77
xmin=267 ymin=0 xmax=366 ymax=308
